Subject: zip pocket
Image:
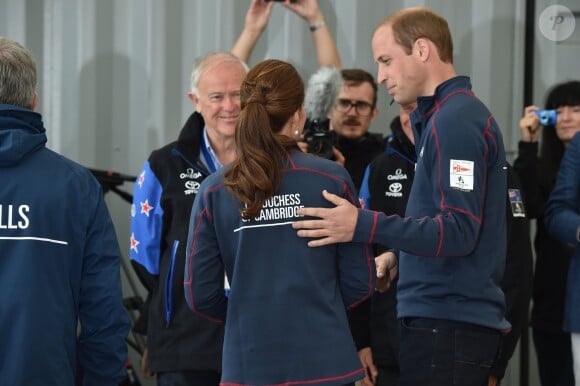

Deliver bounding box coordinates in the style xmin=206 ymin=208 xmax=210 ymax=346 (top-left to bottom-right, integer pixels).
xmin=164 ymin=240 xmax=179 ymax=326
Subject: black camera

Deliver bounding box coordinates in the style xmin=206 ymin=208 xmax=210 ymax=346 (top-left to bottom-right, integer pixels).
xmin=302 ymin=118 xmax=337 ymax=160
xmin=535 ymin=109 xmax=557 ymax=126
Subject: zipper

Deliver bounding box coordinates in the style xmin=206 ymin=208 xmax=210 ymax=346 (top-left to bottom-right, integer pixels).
xmin=171 ymin=148 xmax=209 ymax=176
xmin=164 ymin=240 xmax=179 ymax=326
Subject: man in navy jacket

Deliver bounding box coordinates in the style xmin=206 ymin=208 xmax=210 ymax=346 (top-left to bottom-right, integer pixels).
xmin=0 ymin=36 xmax=129 ymax=386
xmin=294 ymin=8 xmax=510 ymax=386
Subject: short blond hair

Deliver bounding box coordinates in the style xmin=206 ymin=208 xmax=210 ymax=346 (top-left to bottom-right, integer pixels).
xmin=190 ymin=51 xmax=249 ymax=96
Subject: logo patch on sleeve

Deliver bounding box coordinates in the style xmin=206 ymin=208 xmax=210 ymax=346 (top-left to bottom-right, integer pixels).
xmin=450 ymin=159 xmax=474 ymax=191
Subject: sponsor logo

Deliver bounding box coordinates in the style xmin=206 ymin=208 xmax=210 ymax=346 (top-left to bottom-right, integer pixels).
xmin=387 ymin=168 xmax=408 ymax=181
xmin=450 ymin=159 xmax=474 ymax=191
xmin=385 ymin=183 xmax=403 ymax=198
xmin=180 ymin=168 xmax=203 ymax=195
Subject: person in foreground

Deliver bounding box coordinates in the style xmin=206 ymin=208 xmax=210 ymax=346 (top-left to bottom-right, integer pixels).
xmin=544 ymin=132 xmax=580 ymax=385
xmin=0 ymin=36 xmax=130 ymax=386
xmin=184 ymin=59 xmax=374 ymax=386
xmin=353 ymin=105 xmax=532 ymax=386
xmin=293 ymin=7 xmax=510 ymax=386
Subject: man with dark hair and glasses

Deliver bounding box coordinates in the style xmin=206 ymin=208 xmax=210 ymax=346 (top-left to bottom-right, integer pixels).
xmin=328 ymin=69 xmax=385 ymax=190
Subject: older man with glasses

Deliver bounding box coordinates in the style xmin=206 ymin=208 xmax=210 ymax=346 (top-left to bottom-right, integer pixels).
xmin=328 ymin=69 xmax=385 ymax=190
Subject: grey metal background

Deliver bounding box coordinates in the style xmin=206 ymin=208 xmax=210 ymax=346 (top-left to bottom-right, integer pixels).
xmin=1 ymin=1 xmax=579 ymax=385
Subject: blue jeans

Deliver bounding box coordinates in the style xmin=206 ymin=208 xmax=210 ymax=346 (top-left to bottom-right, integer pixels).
xmin=398 ymin=318 xmax=500 ymax=386
xmin=156 ymin=370 xmax=220 ymax=386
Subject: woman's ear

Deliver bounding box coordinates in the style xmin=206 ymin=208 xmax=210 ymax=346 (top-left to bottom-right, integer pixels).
xmin=295 ymin=106 xmax=306 ymax=127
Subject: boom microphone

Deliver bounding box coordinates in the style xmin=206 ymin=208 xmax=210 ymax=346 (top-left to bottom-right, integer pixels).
xmin=304 ymin=66 xmax=343 ymax=121
xmin=302 ymin=67 xmax=343 ymax=159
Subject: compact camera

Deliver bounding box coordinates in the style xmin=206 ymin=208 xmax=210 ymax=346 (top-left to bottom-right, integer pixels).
xmin=535 ymin=109 xmax=557 ymax=126
xmin=302 ymin=118 xmax=337 ymax=160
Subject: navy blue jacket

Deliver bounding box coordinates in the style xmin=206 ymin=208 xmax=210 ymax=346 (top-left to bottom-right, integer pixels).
xmin=0 ymin=104 xmax=129 ymax=385
xmin=352 ymin=77 xmax=510 ymax=331
xmin=545 ymin=132 xmax=580 ymax=332
xmin=185 ymin=150 xmax=374 ymax=386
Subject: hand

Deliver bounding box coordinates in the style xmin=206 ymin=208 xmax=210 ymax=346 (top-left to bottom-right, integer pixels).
xmin=280 ymin=0 xmax=323 ymax=25
xmin=519 ymin=105 xmax=541 ymax=143
xmin=231 ymin=0 xmax=275 ymax=61
xmin=358 ymin=347 xmax=378 ymax=386
xmin=296 ymin=142 xmax=345 ymax=167
xmin=244 ymin=0 xmax=275 ymax=34
xmin=375 ymin=251 xmax=398 ymax=292
xmin=293 ymin=190 xmax=358 ymax=246
xmin=297 ymin=140 xmax=309 ymax=153
xmin=488 ymin=375 xmax=499 ymax=386
xmin=140 ymin=347 xmax=155 ymax=379
xmin=332 ymin=146 xmax=345 ymax=166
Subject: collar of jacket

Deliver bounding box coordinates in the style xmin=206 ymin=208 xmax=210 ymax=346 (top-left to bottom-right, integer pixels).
xmin=174 ymin=111 xmax=205 ymax=163
xmin=389 ymin=124 xmax=416 ymax=161
xmin=410 ymin=76 xmax=472 ymax=145
xmin=415 ymin=76 xmax=472 ymax=120
xmin=0 ymin=104 xmax=47 ymax=166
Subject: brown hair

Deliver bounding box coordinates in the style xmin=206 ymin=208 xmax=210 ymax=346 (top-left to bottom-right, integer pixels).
xmin=380 ymin=7 xmax=453 ymax=64
xmin=223 ymin=59 xmax=303 ymax=219
xmin=341 ymin=68 xmax=378 ymax=107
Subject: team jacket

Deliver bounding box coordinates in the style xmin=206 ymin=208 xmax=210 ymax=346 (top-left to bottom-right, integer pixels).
xmin=544 ymin=133 xmax=580 ymax=332
xmin=351 ymin=125 xmax=416 ymax=368
xmin=184 ymin=150 xmax=375 ymax=386
xmin=351 ymin=76 xmax=510 ymax=331
xmin=0 ymin=104 xmax=129 ymax=385
xmin=353 ymin=127 xmax=532 ymax=379
xmin=129 ymin=112 xmax=223 ymax=372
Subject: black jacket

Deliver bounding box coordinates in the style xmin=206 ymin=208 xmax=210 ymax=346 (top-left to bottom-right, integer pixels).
xmin=513 ymin=141 xmax=572 ymax=333
xmin=352 ymin=127 xmax=416 ymax=368
xmin=337 ymin=132 xmax=385 ymax=192
xmin=129 ymin=112 xmax=224 ymax=372
xmin=491 ymin=164 xmax=534 ymax=379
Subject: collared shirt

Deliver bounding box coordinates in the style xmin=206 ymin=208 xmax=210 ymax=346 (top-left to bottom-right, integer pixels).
xmin=200 ymin=128 xmax=223 ymax=173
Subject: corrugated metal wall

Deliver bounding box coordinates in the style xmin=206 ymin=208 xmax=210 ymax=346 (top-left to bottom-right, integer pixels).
xmin=0 ymin=0 xmax=531 ymax=170
xmin=1 ymin=1 xmax=579 ymax=385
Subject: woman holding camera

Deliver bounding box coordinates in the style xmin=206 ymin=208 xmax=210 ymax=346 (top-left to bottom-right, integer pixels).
xmin=513 ymin=80 xmax=580 ymax=386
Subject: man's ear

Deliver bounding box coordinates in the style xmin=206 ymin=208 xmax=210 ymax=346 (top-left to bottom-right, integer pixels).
xmin=187 ymin=91 xmax=200 ymax=110
xmin=414 ymin=38 xmax=430 ymax=62
xmin=369 ymin=106 xmax=379 ymax=123
xmin=30 ymin=92 xmax=38 ymax=111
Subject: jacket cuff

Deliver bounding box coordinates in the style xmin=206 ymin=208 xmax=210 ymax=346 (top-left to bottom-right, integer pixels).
xmin=353 ymin=209 xmax=376 ymax=244
xmin=348 ymin=298 xmax=371 ymax=350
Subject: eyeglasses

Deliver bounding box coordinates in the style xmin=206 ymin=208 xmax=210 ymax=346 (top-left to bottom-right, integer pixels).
xmin=336 ymin=99 xmax=374 ymax=116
